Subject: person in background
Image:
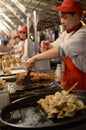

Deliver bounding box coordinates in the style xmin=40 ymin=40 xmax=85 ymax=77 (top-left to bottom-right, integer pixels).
xmin=11 ymin=33 xmax=20 ymax=53
xmin=6 ymin=35 xmax=15 ymax=49
xmin=12 ymin=33 xmax=23 ymax=57
xmin=0 ymin=37 xmax=14 ymax=52
xmin=18 ymin=26 xmax=34 ymax=62
xmin=0 ymin=40 xmax=9 ymax=52
xmin=24 ymin=0 xmax=86 ymax=90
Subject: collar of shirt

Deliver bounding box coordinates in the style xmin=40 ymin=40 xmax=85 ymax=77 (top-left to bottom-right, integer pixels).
xmin=67 ymin=22 xmax=82 ymax=33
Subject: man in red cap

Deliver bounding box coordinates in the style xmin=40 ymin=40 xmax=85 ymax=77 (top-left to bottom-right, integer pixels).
xmin=18 ymin=26 xmax=34 ymax=62
xmin=11 ymin=33 xmax=23 ymax=57
xmin=24 ymin=0 xmax=86 ymax=90
xmin=18 ymin=26 xmax=27 ymax=33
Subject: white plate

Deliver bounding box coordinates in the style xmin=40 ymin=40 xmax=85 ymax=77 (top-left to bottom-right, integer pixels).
xmin=0 ymin=75 xmax=16 ymax=80
xmin=10 ymin=69 xmax=26 ymax=74
xmin=0 ymin=69 xmax=26 ymax=80
xmin=0 ymin=52 xmax=8 ymax=56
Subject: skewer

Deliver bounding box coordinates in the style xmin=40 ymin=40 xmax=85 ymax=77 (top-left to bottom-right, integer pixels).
xmin=67 ymin=82 xmax=78 ymax=93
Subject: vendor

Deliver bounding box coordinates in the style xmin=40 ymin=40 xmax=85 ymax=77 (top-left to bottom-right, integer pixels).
xmin=24 ymin=0 xmax=86 ymax=90
xmin=12 ymin=33 xmax=23 ymax=57
xmin=18 ymin=26 xmax=34 ymax=62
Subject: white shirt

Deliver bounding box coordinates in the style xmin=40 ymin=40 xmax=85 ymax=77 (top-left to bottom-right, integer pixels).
xmin=53 ymin=26 xmax=86 ymax=73
xmin=14 ymin=41 xmax=23 ymax=53
xmin=14 ymin=40 xmax=23 ymax=57
xmin=21 ymin=38 xmax=34 ymax=62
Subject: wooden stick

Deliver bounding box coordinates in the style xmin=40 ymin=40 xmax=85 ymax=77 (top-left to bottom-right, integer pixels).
xmin=67 ymin=82 xmax=78 ymax=93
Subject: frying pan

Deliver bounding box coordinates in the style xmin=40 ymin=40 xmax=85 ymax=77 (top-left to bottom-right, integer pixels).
xmin=0 ymin=90 xmax=86 ymax=129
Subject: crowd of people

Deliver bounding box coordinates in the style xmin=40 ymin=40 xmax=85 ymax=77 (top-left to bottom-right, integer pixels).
xmin=0 ymin=26 xmax=34 ymax=62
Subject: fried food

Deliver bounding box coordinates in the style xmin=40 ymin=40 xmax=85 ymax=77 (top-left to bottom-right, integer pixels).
xmin=4 ymin=69 xmax=11 ymax=74
xmin=30 ymin=72 xmax=55 ymax=81
xmin=16 ymin=72 xmax=27 ymax=84
xmin=0 ymin=55 xmax=22 ymax=69
xmin=37 ymin=90 xmax=85 ymax=119
xmin=0 ymin=79 xmax=8 ymax=90
xmin=16 ymin=71 xmax=55 ymax=84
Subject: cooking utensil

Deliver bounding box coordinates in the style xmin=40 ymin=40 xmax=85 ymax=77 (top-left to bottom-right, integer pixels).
xmin=22 ymin=70 xmax=32 ymax=88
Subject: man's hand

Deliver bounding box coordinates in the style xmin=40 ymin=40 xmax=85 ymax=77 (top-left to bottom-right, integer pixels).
xmin=40 ymin=40 xmax=52 ymax=52
xmin=24 ymin=57 xmax=36 ymax=70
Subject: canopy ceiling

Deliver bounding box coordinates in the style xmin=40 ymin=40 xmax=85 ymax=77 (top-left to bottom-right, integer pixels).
xmin=0 ymin=0 xmax=86 ymax=35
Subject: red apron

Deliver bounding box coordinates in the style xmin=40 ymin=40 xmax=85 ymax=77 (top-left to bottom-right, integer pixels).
xmin=61 ymin=56 xmax=86 ymax=90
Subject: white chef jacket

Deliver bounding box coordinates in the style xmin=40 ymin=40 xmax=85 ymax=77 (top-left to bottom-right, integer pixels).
xmin=21 ymin=38 xmax=34 ymax=62
xmin=53 ymin=25 xmax=86 ymax=73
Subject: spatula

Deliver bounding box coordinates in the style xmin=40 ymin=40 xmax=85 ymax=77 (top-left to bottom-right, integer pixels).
xmin=22 ymin=70 xmax=32 ymax=88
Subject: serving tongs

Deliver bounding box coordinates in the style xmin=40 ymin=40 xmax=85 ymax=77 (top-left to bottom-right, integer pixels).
xmin=22 ymin=69 xmax=32 ymax=89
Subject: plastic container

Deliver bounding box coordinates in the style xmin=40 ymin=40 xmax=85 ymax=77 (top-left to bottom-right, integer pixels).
xmin=55 ymin=64 xmax=62 ymax=83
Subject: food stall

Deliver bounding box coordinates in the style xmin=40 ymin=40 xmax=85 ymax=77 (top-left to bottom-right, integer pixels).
xmin=0 ymin=0 xmax=86 ymax=129
xmin=0 ymin=53 xmax=86 ymax=130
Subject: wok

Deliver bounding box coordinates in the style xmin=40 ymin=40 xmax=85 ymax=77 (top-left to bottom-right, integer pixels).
xmin=0 ymin=90 xmax=86 ymax=129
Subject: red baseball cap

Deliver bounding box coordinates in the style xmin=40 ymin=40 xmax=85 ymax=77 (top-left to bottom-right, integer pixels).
xmin=14 ymin=33 xmax=19 ymax=38
xmin=52 ymin=0 xmax=83 ymax=14
xmin=18 ymin=26 xmax=27 ymax=33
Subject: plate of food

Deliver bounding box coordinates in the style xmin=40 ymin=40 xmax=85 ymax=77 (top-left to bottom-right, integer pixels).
xmin=0 ymin=68 xmax=26 ymax=82
xmin=0 ymin=90 xmax=86 ymax=129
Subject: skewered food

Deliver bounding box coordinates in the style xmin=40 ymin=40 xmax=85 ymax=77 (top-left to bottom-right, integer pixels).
xmin=16 ymin=72 xmax=27 ymax=84
xmin=0 ymin=55 xmax=22 ymax=69
xmin=16 ymin=71 xmax=55 ymax=84
xmin=37 ymin=90 xmax=85 ymax=119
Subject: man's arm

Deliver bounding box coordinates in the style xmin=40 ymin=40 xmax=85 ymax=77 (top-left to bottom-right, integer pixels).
xmin=25 ymin=45 xmax=59 ymax=70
